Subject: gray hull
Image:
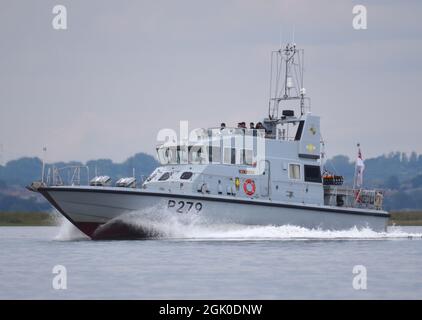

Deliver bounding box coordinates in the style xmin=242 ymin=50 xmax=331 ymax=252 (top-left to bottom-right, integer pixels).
xmin=39 ymin=186 xmax=389 ymax=239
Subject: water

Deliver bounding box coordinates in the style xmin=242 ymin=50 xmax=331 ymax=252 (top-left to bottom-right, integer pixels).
xmin=1 ymin=219 xmax=422 ymax=299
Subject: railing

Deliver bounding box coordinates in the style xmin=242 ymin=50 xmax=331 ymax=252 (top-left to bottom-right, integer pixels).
xmin=45 ymin=165 xmax=90 ymax=186
xmin=323 ymin=186 xmax=384 ymax=210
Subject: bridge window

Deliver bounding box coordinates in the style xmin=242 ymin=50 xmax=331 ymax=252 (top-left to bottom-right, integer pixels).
xmin=223 ymin=147 xmax=236 ymax=165
xmin=289 ymin=164 xmax=301 ymax=180
xmin=304 ymin=165 xmax=322 ymax=183
xmin=156 ymin=147 xmax=179 ymax=165
xmin=209 ymin=146 xmax=221 ymax=163
xmin=158 ymin=172 xmax=170 ymax=181
xmin=157 ymin=146 xmax=208 ymax=165
xmin=180 ymin=172 xmax=193 ymax=180
xmin=243 ymin=149 xmax=254 ymax=166
xmin=188 ymin=146 xmax=201 ymax=163
xmin=188 ymin=146 xmax=208 ymax=164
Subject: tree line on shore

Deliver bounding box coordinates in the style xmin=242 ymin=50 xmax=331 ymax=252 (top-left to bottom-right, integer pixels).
xmin=1 ymin=151 xmax=422 ymax=212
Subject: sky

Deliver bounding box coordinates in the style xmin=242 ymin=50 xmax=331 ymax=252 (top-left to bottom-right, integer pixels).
xmin=0 ymin=0 xmax=421 ymax=164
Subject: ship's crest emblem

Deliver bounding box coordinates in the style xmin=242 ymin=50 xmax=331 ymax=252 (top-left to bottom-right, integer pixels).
xmin=306 ymin=144 xmax=316 ymax=152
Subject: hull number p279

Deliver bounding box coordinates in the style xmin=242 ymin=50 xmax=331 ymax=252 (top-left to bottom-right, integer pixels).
xmin=168 ymin=199 xmax=202 ymax=213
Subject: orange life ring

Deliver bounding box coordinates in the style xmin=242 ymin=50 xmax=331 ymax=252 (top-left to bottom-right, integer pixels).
xmin=243 ymin=179 xmax=256 ymax=196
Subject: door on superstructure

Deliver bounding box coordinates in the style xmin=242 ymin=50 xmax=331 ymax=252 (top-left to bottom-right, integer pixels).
xmin=260 ymin=160 xmax=270 ymax=197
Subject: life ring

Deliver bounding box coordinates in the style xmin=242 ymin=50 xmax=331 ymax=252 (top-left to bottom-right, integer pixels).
xmin=243 ymin=179 xmax=256 ymax=196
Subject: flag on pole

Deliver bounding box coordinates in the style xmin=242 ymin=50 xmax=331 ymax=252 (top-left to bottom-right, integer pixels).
xmin=354 ymin=144 xmax=365 ymax=188
xmin=41 ymin=146 xmax=47 ymax=183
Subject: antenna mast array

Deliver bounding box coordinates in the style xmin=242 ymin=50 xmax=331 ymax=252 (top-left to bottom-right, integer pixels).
xmin=268 ymin=43 xmax=310 ymax=119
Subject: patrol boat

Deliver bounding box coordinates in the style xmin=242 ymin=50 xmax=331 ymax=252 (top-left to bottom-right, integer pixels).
xmin=29 ymin=44 xmax=389 ymax=239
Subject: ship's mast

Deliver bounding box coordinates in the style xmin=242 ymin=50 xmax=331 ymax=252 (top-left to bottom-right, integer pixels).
xmin=268 ymin=43 xmax=309 ymax=119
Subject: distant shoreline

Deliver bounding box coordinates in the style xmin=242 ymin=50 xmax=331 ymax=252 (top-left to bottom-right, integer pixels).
xmin=0 ymin=212 xmax=58 ymax=226
xmin=1 ymin=211 xmax=422 ymax=227
xmin=388 ymin=211 xmax=422 ymax=226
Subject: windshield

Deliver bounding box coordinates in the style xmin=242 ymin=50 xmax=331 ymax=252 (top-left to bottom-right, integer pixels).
xmin=157 ymin=145 xmax=208 ymax=165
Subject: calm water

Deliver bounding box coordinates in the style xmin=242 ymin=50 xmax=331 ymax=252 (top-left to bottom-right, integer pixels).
xmin=1 ymin=222 xmax=422 ymax=299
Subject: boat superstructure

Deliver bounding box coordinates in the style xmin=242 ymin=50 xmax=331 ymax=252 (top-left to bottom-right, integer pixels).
xmin=29 ymin=44 xmax=389 ymax=239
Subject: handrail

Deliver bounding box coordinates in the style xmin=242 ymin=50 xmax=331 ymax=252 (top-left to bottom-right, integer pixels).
xmin=47 ymin=165 xmax=90 ymax=186
xmin=324 ymin=186 xmax=384 ymax=210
